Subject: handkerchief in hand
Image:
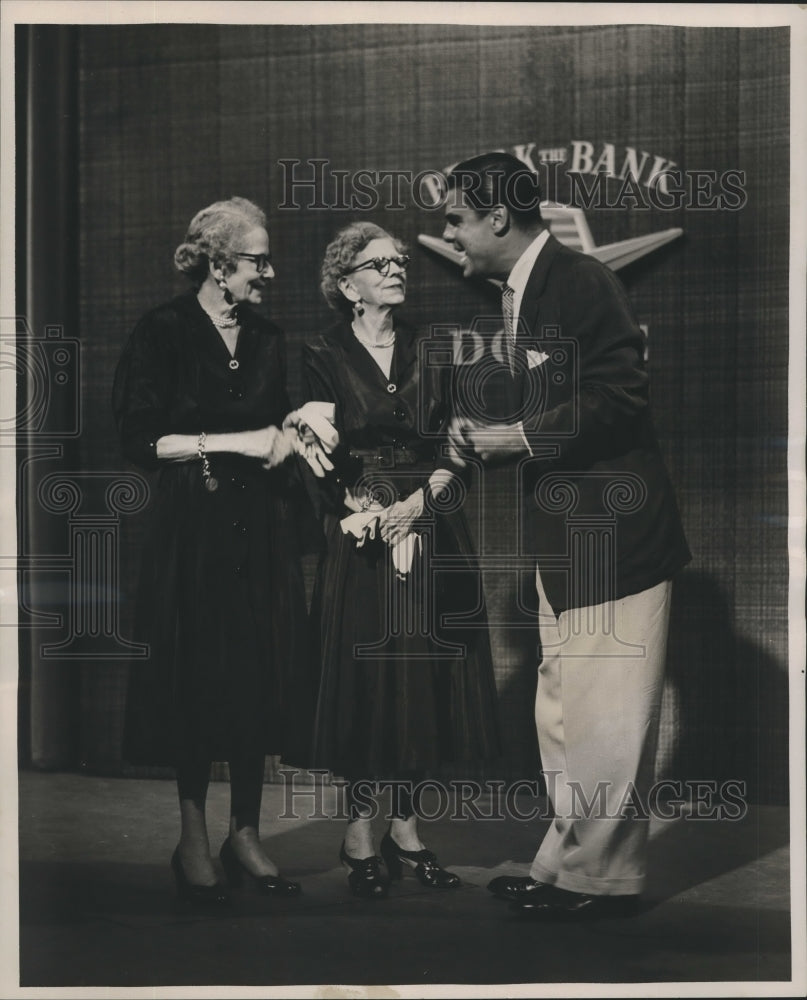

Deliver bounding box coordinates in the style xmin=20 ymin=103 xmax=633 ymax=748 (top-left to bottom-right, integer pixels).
xmin=340 ymin=509 xmax=382 ymax=547
xmin=340 ymin=510 xmax=421 ymax=575
xmin=391 ymin=532 xmax=421 ymax=576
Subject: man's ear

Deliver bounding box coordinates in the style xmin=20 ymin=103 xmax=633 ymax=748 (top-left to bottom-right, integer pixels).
xmin=489 ymin=204 xmax=511 ymax=236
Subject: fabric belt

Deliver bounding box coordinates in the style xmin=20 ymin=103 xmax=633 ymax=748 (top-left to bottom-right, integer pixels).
xmin=348 ymin=445 xmax=424 ymax=469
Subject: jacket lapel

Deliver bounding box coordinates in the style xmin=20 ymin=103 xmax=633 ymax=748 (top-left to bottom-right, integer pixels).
xmin=331 ymin=317 xmax=417 ymax=391
xmin=332 ymin=318 xmax=387 ymax=388
xmin=391 ymin=321 xmax=418 ymax=387
xmin=518 ymin=233 xmax=564 ymax=343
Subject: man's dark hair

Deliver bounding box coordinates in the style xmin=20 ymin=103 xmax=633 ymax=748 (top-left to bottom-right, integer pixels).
xmin=445 ymin=152 xmax=543 ymax=226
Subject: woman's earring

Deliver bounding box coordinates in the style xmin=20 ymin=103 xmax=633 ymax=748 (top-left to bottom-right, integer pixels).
xmin=217 ymin=275 xmax=233 ymax=304
xmin=355 ymin=300 xmax=365 ymax=317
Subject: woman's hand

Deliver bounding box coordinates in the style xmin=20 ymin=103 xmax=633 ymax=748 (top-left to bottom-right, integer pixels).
xmin=238 ymin=425 xmax=297 ymax=467
xmin=379 ymin=489 xmax=424 ymax=546
xmin=155 ymin=427 xmax=297 ymax=467
xmin=239 ymin=426 xmax=281 ymax=461
xmin=343 ymin=488 xmax=365 ymax=513
xmin=260 ymin=426 xmax=297 ymax=468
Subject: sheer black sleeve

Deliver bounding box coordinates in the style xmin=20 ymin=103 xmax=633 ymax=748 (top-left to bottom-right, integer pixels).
xmin=112 ymin=310 xmax=177 ymax=471
xmin=301 ymin=341 xmax=351 ymax=516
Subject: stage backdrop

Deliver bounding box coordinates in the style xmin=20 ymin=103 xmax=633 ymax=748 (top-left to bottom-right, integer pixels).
xmin=18 ymin=23 xmax=790 ymax=803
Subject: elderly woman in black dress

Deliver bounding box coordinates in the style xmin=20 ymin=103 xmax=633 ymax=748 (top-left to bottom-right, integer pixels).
xmin=303 ymin=222 xmax=500 ymax=898
xmin=114 ymin=197 xmax=330 ymax=905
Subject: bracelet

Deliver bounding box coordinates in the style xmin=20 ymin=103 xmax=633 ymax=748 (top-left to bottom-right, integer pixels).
xmin=197 ymin=432 xmax=218 ymax=492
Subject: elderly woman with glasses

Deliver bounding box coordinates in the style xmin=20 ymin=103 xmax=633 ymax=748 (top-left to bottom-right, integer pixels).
xmin=302 ymin=222 xmax=501 ymax=899
xmin=113 ymin=197 xmax=332 ymax=906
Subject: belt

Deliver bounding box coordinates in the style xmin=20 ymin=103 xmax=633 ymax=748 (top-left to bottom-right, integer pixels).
xmin=348 ymin=445 xmax=424 ymax=469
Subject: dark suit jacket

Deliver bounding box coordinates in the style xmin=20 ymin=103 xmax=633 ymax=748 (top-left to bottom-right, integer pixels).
xmin=511 ymin=234 xmax=691 ymax=612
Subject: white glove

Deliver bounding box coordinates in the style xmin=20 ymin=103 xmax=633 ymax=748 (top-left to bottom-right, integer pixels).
xmin=297 ymin=437 xmax=335 ymax=478
xmin=283 ymin=401 xmax=339 ymax=478
xmin=283 ymin=401 xmax=338 ymax=451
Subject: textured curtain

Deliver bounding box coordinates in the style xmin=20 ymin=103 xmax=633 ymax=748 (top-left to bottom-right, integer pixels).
xmin=17 ymin=25 xmax=81 ymax=770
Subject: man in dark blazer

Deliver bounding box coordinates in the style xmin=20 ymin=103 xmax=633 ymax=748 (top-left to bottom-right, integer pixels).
xmin=441 ymin=152 xmax=691 ymax=919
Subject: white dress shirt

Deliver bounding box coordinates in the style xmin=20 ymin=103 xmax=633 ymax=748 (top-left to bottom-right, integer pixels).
xmin=507 ymin=229 xmax=551 ymax=454
xmin=507 ymin=228 xmax=551 ymax=336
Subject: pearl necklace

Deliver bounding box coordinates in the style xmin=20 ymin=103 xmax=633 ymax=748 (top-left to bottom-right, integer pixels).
xmin=352 ymin=325 xmax=395 ymax=350
xmin=200 ymin=301 xmax=239 ymax=329
xmin=207 ymin=311 xmax=239 ymax=330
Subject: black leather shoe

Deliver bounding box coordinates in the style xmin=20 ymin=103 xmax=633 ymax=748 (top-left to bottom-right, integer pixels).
xmin=340 ymin=842 xmax=389 ymax=898
xmin=219 ymin=837 xmax=301 ymax=896
xmin=511 ymin=884 xmax=641 ymax=920
xmin=380 ymin=830 xmax=460 ymax=889
xmin=171 ymin=848 xmax=229 ymax=907
xmin=487 ymin=874 xmax=544 ymax=901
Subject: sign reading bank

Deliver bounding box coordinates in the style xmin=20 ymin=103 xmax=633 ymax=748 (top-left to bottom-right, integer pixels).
xmin=485 ymin=139 xmax=681 ymax=195
xmin=459 ymin=139 xmax=746 ymax=212
xmin=279 ymin=138 xmax=744 ymax=272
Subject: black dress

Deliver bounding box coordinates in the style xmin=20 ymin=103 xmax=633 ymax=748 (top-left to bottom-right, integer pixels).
xmin=113 ymin=291 xmax=314 ymax=767
xmin=303 ymin=319 xmax=501 ymax=778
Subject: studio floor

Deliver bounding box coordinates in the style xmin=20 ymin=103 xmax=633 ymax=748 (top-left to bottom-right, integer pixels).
xmin=14 ymin=770 xmax=794 ymax=993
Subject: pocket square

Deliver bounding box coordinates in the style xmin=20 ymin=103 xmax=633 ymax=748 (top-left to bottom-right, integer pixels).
xmin=526 ymin=349 xmax=550 ymax=369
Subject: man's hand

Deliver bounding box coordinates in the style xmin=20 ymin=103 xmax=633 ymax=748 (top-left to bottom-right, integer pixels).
xmin=447 ymin=417 xmax=529 ymax=465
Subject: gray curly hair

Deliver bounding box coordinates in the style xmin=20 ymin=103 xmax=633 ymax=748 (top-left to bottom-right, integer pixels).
xmin=320 ymin=222 xmax=407 ymax=316
xmin=174 ymin=197 xmax=267 ymax=286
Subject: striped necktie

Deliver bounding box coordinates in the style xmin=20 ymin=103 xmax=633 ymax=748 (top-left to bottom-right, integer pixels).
xmin=501 ymin=283 xmax=516 ymax=374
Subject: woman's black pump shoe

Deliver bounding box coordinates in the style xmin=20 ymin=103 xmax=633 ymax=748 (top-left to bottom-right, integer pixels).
xmin=219 ymin=837 xmax=301 ymax=896
xmin=339 ymin=842 xmax=389 ymax=898
xmin=380 ymin=830 xmax=460 ymax=889
xmin=171 ymin=848 xmax=229 ymax=906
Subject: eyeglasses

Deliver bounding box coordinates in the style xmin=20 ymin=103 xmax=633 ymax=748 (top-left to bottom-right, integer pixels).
xmin=343 ymin=255 xmax=410 ymax=278
xmin=237 ymin=252 xmax=272 ymax=272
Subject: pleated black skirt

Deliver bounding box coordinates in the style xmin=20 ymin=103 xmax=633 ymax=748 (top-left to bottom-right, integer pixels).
xmin=309 ymin=504 xmax=501 ymax=778
xmin=124 ymin=456 xmax=316 ymax=769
